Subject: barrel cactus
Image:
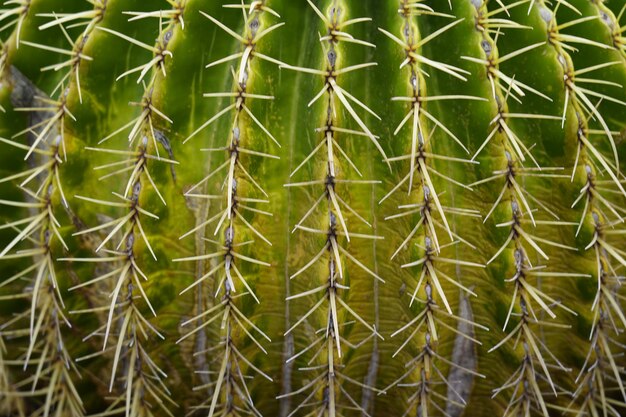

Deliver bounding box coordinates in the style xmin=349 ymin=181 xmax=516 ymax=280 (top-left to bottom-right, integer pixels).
xmin=0 ymin=0 xmax=625 ymax=416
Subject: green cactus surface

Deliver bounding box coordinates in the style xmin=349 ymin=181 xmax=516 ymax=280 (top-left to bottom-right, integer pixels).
xmin=0 ymin=0 xmax=625 ymax=416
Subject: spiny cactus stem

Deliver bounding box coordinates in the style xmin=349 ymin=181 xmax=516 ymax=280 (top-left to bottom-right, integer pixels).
xmin=72 ymin=141 xmax=175 ymax=416
xmin=0 ymin=14 xmax=92 ymax=405
xmin=63 ymin=5 xmax=188 ymax=414
xmin=0 ymin=0 xmax=625 ymax=415
xmin=570 ymin=97 xmax=626 ymax=415
xmin=466 ymin=2 xmax=581 ymax=415
xmin=280 ymin=1 xmax=382 ymax=414
xmin=0 ymin=117 xmax=82 ymax=417
xmin=535 ymin=2 xmax=626 ymax=413
xmin=12 ymin=0 xmax=111 ymax=247
xmin=24 ymin=1 xmax=107 ymax=106
xmin=539 ymin=0 xmax=624 ymax=191
xmin=176 ymin=3 xmax=280 ymax=415
xmin=378 ymin=3 xmax=487 ymax=414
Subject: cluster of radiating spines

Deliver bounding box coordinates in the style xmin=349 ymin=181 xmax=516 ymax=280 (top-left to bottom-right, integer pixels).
xmin=275 ymin=1 xmax=387 ymax=415
xmin=172 ymin=2 xmax=282 ymax=415
xmin=27 ymin=0 xmax=107 ymax=104
xmin=0 ymin=2 xmax=111 ymax=415
xmin=376 ymin=2 xmax=488 ymax=415
xmin=0 ymin=0 xmax=30 ymax=49
xmin=14 ymin=0 xmax=106 ymax=165
xmin=467 ymin=1 xmax=592 ymax=415
xmin=58 ymin=4 xmax=186 ymax=416
xmin=532 ymin=1 xmax=626 ymax=415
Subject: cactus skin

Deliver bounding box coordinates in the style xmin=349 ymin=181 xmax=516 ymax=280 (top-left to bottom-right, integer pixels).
xmin=0 ymin=0 xmax=625 ymax=416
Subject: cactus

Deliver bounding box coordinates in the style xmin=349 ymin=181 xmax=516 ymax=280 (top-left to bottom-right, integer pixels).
xmin=0 ymin=0 xmax=625 ymax=416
